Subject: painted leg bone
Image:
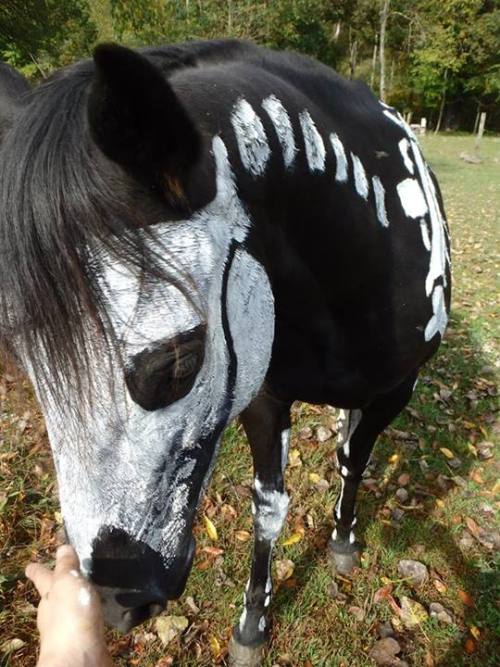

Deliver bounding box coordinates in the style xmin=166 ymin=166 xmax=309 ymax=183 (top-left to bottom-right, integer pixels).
xmin=329 ymin=376 xmax=418 ymax=574
xmin=229 ymin=390 xmax=291 ymax=667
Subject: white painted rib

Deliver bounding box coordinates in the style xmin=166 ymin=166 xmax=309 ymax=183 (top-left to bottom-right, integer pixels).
xmin=399 ymin=138 xmax=414 ymax=174
xmin=261 ymin=94 xmax=297 ymax=169
xmin=299 ymin=110 xmax=326 ymax=172
xmin=424 ymin=284 xmax=448 ymax=341
xmin=420 ymin=218 xmax=431 ymax=251
xmin=330 ymin=133 xmax=348 ymax=182
xmin=231 ymin=98 xmax=270 ymax=177
xmin=351 ymin=153 xmax=369 ymax=199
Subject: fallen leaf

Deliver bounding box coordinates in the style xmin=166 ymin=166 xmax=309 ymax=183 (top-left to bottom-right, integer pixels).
xmin=275 ymin=558 xmax=295 ymax=581
xmin=308 ymin=472 xmax=321 ymax=484
xmin=1 ymin=638 xmax=25 ymax=653
xmin=398 ymin=472 xmax=410 ymax=486
xmin=435 ymin=498 xmax=445 ymax=508
xmin=433 ymin=579 xmax=447 ymax=594
xmin=464 ymin=638 xmax=476 ymax=654
xmin=155 ymin=616 xmax=189 ymax=645
xmin=389 ymin=453 xmax=399 ymax=464
xmin=440 ymin=447 xmax=455 ymax=460
xmin=204 ymin=515 xmax=218 ymax=541
xmin=208 ymin=635 xmax=221 ymax=657
xmin=458 ymin=590 xmax=475 ymax=607
xmin=470 ymin=625 xmax=481 ymax=639
xmin=282 ymin=532 xmax=303 ymax=546
xmin=399 ymin=596 xmax=429 ymax=629
xmin=202 ymin=546 xmax=224 ymax=557
xmin=235 ymin=530 xmax=251 ymax=543
xmin=348 ymin=605 xmax=365 ymax=621
xmin=288 ymin=448 xmax=302 ymax=467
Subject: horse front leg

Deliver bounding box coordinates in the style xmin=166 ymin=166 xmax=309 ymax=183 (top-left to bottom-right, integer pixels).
xmin=228 ymin=388 xmax=291 ymax=667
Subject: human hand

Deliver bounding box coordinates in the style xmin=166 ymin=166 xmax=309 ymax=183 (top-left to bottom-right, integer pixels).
xmin=26 ymin=544 xmax=113 ymax=667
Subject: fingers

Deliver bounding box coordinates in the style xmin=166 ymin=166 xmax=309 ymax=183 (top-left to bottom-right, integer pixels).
xmin=25 ymin=562 xmax=53 ymax=598
xmin=54 ymin=544 xmax=80 ymax=576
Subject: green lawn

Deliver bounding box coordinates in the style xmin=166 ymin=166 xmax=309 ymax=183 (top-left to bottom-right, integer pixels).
xmin=1 ymin=134 xmax=499 ymax=667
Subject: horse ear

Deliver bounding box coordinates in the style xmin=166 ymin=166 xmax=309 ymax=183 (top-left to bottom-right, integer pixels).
xmin=0 ymin=63 xmax=30 ymax=139
xmin=88 ymin=44 xmax=200 ymax=195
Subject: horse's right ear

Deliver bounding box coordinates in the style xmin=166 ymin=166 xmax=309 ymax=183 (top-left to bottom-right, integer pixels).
xmin=0 ymin=63 xmax=30 ymax=139
xmin=87 ymin=44 xmax=201 ymax=195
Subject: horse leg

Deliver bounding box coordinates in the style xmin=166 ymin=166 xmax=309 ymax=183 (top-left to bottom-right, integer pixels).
xmin=329 ymin=373 xmax=418 ymax=574
xmin=228 ymin=388 xmax=291 ymax=667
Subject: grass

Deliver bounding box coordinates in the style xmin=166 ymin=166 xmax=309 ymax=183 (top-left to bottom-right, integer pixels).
xmin=1 ymin=134 xmax=499 ymax=666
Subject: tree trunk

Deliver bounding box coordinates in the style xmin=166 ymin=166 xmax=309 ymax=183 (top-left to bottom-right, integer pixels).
xmin=379 ymin=0 xmax=390 ymax=102
xmin=227 ymin=0 xmax=233 ymax=33
xmin=349 ymin=31 xmax=358 ymax=80
xmin=434 ymin=69 xmax=448 ymax=134
xmin=370 ymin=38 xmax=378 ymax=89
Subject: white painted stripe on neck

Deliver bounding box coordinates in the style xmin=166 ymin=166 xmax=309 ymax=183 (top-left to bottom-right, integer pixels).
xmin=261 ymin=95 xmax=297 ymax=169
xmin=399 ymin=138 xmax=414 ymax=174
xmin=372 ymin=175 xmax=388 ymax=227
xmin=299 ymin=110 xmax=326 ymax=172
xmin=231 ymin=98 xmax=270 ymax=177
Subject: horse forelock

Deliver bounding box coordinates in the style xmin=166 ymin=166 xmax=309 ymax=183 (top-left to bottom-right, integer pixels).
xmin=0 ymin=58 xmax=197 ymax=405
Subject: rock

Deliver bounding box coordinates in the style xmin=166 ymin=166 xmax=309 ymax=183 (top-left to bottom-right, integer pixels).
xmin=298 ymin=426 xmax=312 ymax=440
xmin=376 ymin=621 xmax=395 ymax=639
xmin=391 ymin=508 xmax=405 ymax=522
xmin=397 ymin=472 xmax=410 ymax=486
xmin=459 ymin=531 xmax=475 ymax=550
xmin=395 ymin=488 xmax=409 ymax=503
xmin=316 ymin=425 xmax=333 ymax=442
xmin=397 ymin=559 xmax=429 ymax=587
xmin=369 ymin=637 xmax=401 ymax=665
xmin=476 ymin=442 xmax=493 ymax=460
xmin=399 ymin=596 xmax=429 ymax=629
xmin=429 ymin=602 xmax=454 ymax=625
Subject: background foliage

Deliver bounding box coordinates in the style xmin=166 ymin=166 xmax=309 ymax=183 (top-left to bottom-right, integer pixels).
xmin=0 ymin=0 xmax=499 ymax=130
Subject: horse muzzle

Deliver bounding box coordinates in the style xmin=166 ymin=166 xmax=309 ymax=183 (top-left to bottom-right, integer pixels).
xmin=87 ymin=526 xmax=196 ymax=632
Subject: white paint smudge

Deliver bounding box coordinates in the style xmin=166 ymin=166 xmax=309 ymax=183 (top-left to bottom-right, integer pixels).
xmin=397 ymin=178 xmax=428 ymax=218
xmin=280 ymin=429 xmax=290 ymax=473
xmin=231 ymin=98 xmax=270 ymax=176
xmin=253 ymin=476 xmax=289 ymax=543
xmin=351 ymin=153 xmax=369 ymax=199
xmin=330 ymin=133 xmax=348 ymax=183
xmin=299 ymin=110 xmax=326 ymax=172
xmin=372 ymin=175 xmax=388 ymax=227
xmin=258 ymin=616 xmax=266 ymax=632
xmin=261 ymin=95 xmax=297 ymax=169
xmin=341 ymin=465 xmax=348 ymax=477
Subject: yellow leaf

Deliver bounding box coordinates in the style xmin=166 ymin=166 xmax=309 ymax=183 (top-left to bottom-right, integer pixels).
xmin=308 ymin=472 xmax=321 ymax=484
xmin=381 ymin=576 xmax=392 ymax=585
xmin=467 ymin=444 xmax=477 ymax=457
xmin=389 ymin=454 xmax=399 ymax=464
xmin=203 ymin=515 xmax=218 ymax=541
xmin=440 ymin=447 xmax=455 ymax=460
xmin=433 ymin=579 xmax=447 ymax=594
xmin=282 ymin=532 xmax=303 ymax=546
xmin=288 ymin=448 xmax=302 ymax=467
xmin=235 ymin=530 xmax=251 ymax=543
xmin=54 ymin=511 xmax=63 ymax=524
xmin=490 ymin=480 xmax=500 ymax=495
xmin=208 ymin=635 xmax=221 ymax=657
xmin=470 ymin=625 xmax=481 ymax=640
xmin=435 ymin=499 xmax=445 ymax=508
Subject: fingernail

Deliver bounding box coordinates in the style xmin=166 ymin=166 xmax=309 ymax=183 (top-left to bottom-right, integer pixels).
xmin=56 ymin=544 xmax=73 ymax=558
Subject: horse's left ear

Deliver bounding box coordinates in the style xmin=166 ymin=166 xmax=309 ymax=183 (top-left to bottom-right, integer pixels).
xmin=88 ymin=44 xmax=200 ymax=194
xmin=0 ymin=62 xmax=30 ymax=139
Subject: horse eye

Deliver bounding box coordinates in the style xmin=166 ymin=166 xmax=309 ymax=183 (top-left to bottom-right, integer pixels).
xmin=125 ymin=325 xmax=206 ymax=411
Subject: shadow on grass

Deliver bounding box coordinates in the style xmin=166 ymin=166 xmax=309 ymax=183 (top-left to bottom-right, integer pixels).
xmin=274 ymin=309 xmax=498 ymax=666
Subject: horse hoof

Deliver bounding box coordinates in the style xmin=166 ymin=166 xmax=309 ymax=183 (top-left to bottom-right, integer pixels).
xmin=328 ymin=548 xmax=360 ymax=575
xmin=228 ymin=635 xmax=265 ymax=667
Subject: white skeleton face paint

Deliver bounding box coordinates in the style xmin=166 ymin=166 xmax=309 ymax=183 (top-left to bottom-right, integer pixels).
xmin=30 ymin=136 xmax=275 ymax=573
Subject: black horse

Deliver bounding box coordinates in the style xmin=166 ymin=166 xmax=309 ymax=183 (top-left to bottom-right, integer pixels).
xmin=0 ymin=40 xmax=450 ymax=665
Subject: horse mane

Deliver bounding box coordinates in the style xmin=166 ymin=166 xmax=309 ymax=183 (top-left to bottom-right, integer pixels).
xmin=0 ymin=41 xmax=248 ymax=401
